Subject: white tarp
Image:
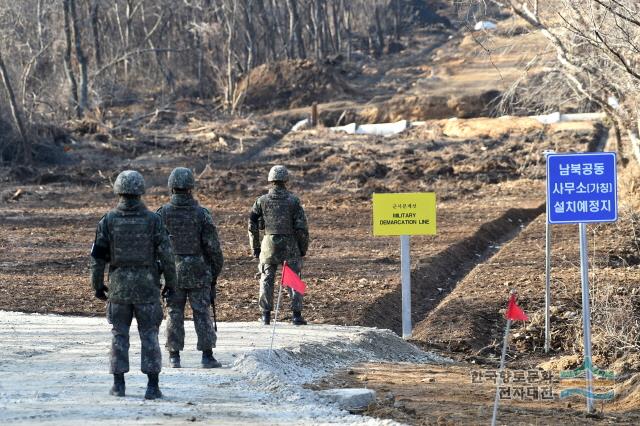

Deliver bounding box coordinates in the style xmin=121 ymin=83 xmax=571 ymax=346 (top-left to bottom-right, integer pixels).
xmin=330 ymin=120 xmax=409 ymax=136
xmin=534 ymin=111 xmax=606 ymax=124
xmin=607 ymin=96 xmax=620 ymax=109
xmin=357 ymin=120 xmax=408 ymax=136
xmin=535 ymin=111 xmax=561 ymax=124
xmin=291 ymin=118 xmax=309 ymax=131
xmin=330 ymin=122 xmax=358 ymax=134
xmin=474 ymin=21 xmax=497 ymax=31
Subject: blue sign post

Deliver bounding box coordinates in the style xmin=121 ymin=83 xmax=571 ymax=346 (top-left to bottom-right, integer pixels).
xmin=546 ymin=152 xmax=618 ymax=414
xmin=547 ymin=152 xmax=617 ymax=224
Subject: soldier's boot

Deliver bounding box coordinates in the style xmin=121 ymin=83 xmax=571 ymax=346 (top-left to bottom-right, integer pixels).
xmin=109 ymin=373 xmax=125 ymax=397
xmin=201 ymin=350 xmax=222 ymax=369
xmin=292 ymin=311 xmax=307 ymax=326
xmin=144 ymin=373 xmax=163 ymax=400
xmin=261 ymin=311 xmax=271 ymax=325
xmin=169 ymin=351 xmax=181 ymax=368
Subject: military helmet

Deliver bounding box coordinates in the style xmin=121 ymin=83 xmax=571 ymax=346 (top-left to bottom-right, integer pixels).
xmin=113 ymin=170 xmax=145 ymax=195
xmin=268 ymin=165 xmax=289 ymax=182
xmin=168 ymin=167 xmax=195 ymax=190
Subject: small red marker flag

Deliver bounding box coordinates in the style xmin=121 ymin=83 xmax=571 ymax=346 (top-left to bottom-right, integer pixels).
xmin=505 ymin=293 xmax=528 ymax=321
xmin=282 ymin=262 xmax=306 ymax=295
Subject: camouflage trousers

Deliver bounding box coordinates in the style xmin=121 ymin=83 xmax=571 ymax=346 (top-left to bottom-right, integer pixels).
xmin=107 ymin=302 xmax=163 ymax=374
xmin=259 ymin=260 xmax=303 ymax=312
xmin=165 ymin=286 xmax=216 ymax=352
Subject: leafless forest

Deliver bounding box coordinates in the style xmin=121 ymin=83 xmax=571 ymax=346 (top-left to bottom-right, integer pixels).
xmin=0 ymin=0 xmax=451 ymax=164
xmin=1 ymin=0 xmax=639 ymax=167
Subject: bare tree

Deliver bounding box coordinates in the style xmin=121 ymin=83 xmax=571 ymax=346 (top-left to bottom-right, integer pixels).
xmin=62 ymin=0 xmax=80 ymax=118
xmin=471 ymin=0 xmax=640 ymax=165
xmin=0 ymin=46 xmax=30 ymax=164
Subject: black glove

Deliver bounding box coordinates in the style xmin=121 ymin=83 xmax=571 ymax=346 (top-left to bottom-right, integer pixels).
xmin=95 ymin=285 xmax=108 ymax=301
xmin=253 ymin=248 xmax=260 ymax=259
xmin=210 ymin=278 xmax=217 ymax=304
xmin=162 ymin=286 xmax=175 ymax=300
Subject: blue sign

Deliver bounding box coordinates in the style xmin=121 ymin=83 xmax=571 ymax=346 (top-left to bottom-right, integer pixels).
xmin=547 ymin=152 xmax=617 ymax=224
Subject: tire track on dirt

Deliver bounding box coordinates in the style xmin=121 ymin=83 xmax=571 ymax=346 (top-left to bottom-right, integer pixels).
xmin=225 ymin=131 xmax=286 ymax=166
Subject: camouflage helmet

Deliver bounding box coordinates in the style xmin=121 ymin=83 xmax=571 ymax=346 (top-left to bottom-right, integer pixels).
xmin=268 ymin=165 xmax=289 ymax=182
xmin=113 ymin=170 xmax=145 ymax=195
xmin=168 ymin=167 xmax=195 ymax=190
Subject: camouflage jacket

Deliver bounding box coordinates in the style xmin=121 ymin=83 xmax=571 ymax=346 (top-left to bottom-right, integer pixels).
xmin=157 ymin=194 xmax=224 ymax=289
xmin=248 ymin=186 xmax=309 ymax=265
xmin=90 ymin=198 xmax=177 ymax=304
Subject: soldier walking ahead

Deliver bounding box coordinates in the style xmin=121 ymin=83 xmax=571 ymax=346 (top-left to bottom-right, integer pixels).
xmin=90 ymin=170 xmax=177 ymax=400
xmin=157 ymin=167 xmax=224 ymax=369
xmin=248 ymin=165 xmax=309 ymax=325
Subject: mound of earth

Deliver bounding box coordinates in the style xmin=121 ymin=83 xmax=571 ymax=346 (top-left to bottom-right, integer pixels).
xmin=358 ymin=90 xmax=501 ymax=123
xmin=238 ymin=59 xmax=351 ymax=110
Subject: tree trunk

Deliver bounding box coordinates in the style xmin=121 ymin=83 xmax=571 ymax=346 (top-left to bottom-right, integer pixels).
xmin=331 ymin=0 xmax=341 ymax=53
xmin=256 ymin=0 xmax=276 ymax=61
xmin=393 ymin=0 xmax=401 ymax=40
xmin=345 ymin=3 xmax=352 ymax=62
xmin=91 ymin=0 xmax=102 ymax=68
xmin=69 ymin=0 xmax=89 ymax=116
xmin=313 ymin=0 xmax=322 ymax=59
xmin=0 ymin=47 xmax=31 ymax=165
xmin=286 ymin=0 xmax=306 ymax=59
xmin=374 ymin=6 xmax=384 ymax=57
xmin=37 ymin=0 xmax=45 ymax=50
xmin=242 ymin=0 xmax=256 ymax=71
xmin=62 ymin=0 xmax=80 ymax=118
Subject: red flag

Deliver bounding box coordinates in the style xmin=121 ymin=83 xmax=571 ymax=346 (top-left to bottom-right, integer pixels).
xmin=505 ymin=293 xmax=528 ymax=321
xmin=282 ymin=262 xmax=306 ymax=295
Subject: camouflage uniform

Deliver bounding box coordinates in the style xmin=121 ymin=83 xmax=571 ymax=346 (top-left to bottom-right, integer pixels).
xmin=158 ymin=193 xmax=224 ymax=353
xmin=248 ymin=166 xmax=309 ymax=321
xmin=91 ymin=170 xmax=176 ymax=399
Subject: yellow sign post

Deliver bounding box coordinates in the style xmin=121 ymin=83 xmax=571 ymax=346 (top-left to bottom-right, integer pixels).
xmin=372 ymin=192 xmax=437 ymax=339
xmin=372 ymin=192 xmax=437 ymax=236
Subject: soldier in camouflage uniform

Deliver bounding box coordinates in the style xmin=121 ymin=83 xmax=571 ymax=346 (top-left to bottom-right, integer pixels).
xmin=248 ymin=165 xmax=309 ymax=325
xmin=90 ymin=170 xmax=177 ymax=400
xmin=158 ymin=167 xmax=224 ymax=369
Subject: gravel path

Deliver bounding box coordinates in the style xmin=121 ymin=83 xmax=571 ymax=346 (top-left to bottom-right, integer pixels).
xmin=0 ymin=311 xmax=445 ymax=425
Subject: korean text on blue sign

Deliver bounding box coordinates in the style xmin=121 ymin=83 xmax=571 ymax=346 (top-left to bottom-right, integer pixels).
xmin=546 ymin=152 xmax=617 ymax=224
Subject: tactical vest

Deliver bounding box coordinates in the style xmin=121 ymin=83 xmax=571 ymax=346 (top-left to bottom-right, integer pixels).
xmin=262 ymin=193 xmax=293 ymax=235
xmin=107 ymin=210 xmax=155 ymax=267
xmin=160 ymin=204 xmax=202 ymax=255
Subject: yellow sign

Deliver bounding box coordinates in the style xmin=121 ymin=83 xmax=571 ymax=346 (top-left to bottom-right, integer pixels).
xmin=372 ymin=192 xmax=437 ymax=236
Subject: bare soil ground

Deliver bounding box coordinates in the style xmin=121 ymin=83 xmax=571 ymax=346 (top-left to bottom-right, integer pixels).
xmin=312 ymin=363 xmax=640 ymax=425
xmin=0 ymin=119 xmax=598 ymax=327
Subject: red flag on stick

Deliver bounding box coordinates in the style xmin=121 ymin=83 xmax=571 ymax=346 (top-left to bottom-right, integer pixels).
xmin=505 ymin=293 xmax=528 ymax=321
xmin=282 ymin=262 xmax=306 ymax=295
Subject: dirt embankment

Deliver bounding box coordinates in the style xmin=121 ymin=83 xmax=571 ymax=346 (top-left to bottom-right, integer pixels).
xmin=237 ymin=59 xmax=354 ymax=111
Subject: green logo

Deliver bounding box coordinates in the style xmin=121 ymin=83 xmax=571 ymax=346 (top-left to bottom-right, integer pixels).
xmin=559 ymin=358 xmax=615 ymax=400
